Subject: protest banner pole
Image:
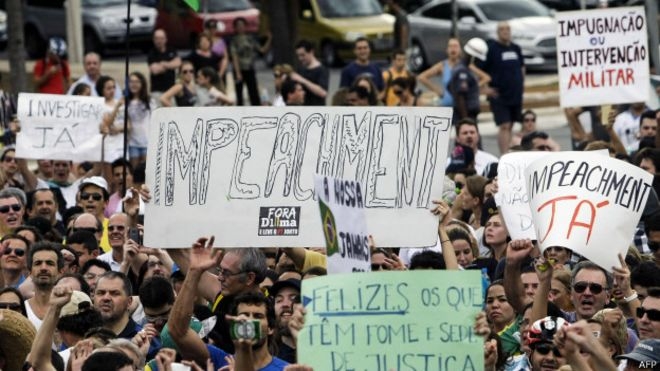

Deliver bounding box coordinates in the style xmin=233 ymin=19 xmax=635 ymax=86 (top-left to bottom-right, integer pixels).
xmin=122 ymin=0 xmax=132 ymax=197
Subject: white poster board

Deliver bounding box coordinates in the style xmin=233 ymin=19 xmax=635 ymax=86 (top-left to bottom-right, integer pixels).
xmin=144 ymin=106 xmax=452 ymax=248
xmin=556 ymin=7 xmax=649 ymax=107
xmin=16 ymin=93 xmax=104 ymax=161
xmin=525 ymin=152 xmax=652 ymax=271
xmin=315 ymin=175 xmax=371 ymax=273
xmin=495 ymin=152 xmax=551 ymax=239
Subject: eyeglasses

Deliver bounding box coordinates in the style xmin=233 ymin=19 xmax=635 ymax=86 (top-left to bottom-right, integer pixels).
xmin=108 ymin=225 xmax=126 ymax=232
xmin=534 ymin=343 xmax=562 ymax=357
xmin=3 ymin=247 xmax=25 ymax=257
xmin=181 ymin=69 xmax=194 ymax=74
xmin=636 ymin=307 xmax=660 ymax=321
xmin=2 ymin=156 xmax=16 ymax=163
xmin=215 ymin=268 xmax=244 ymax=278
xmin=0 ymin=204 xmax=21 ymax=213
xmin=0 ymin=302 xmax=21 ymax=311
xmin=145 ymin=311 xmax=170 ymax=325
xmin=80 ymin=192 xmax=103 ymax=201
xmin=572 ymin=281 xmax=607 ymax=294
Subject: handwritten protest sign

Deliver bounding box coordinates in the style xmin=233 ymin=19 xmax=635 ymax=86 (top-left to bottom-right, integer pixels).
xmin=144 ymin=106 xmax=452 ymax=248
xmin=16 ymin=93 xmax=104 ymax=161
xmin=298 ymin=271 xmax=484 ymax=371
xmin=315 ymin=175 xmax=371 ymax=273
xmin=525 ymin=152 xmax=652 ymax=271
xmin=495 ymin=152 xmax=550 ymax=239
xmin=556 ymin=7 xmax=649 ymax=107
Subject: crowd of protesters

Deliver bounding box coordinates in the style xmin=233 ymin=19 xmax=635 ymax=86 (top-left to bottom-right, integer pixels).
xmin=0 ymin=13 xmax=659 ymax=371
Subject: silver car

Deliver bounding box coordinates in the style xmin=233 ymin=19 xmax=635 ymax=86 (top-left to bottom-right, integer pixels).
xmin=0 ymin=10 xmax=6 ymax=50
xmin=407 ymin=0 xmax=557 ymax=71
xmin=2 ymin=0 xmax=156 ymax=58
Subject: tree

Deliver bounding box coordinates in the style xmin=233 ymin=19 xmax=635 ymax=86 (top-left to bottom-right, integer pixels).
xmin=6 ymin=0 xmax=27 ymax=93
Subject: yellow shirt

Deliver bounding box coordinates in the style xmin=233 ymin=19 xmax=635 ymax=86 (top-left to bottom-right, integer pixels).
xmin=382 ymin=68 xmax=411 ymax=106
xmin=100 ymin=218 xmax=111 ymax=253
xmin=302 ymin=250 xmax=327 ymax=271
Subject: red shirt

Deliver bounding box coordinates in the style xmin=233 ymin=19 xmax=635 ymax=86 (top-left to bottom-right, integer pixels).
xmin=33 ymin=59 xmax=70 ymax=94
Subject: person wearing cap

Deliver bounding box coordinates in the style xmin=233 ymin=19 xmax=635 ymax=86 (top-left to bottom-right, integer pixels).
xmin=617 ymin=339 xmax=660 ymax=370
xmin=526 ymin=316 xmax=568 ymax=371
xmin=0 ymin=308 xmax=36 ymax=371
xmin=77 ymin=176 xmax=112 ymax=252
xmin=271 ymin=278 xmax=301 ymax=363
xmin=448 ymin=37 xmax=491 ymax=123
xmin=33 ymin=37 xmax=71 ymax=94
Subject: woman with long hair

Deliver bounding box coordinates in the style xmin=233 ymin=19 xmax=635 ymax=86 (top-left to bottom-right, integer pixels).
xmin=126 ymin=72 xmax=151 ymax=168
xmin=97 ymin=75 xmax=129 ymax=163
xmin=195 ymin=67 xmax=234 ymax=106
xmin=159 ymin=61 xmax=197 ymax=107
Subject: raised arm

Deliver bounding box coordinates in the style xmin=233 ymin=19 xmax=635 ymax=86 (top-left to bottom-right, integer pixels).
xmin=169 ymin=237 xmax=219 ymax=366
xmin=28 ymin=285 xmax=74 ymax=371
xmin=432 ymin=200 xmax=459 ymax=270
xmin=503 ymin=239 xmax=534 ymax=315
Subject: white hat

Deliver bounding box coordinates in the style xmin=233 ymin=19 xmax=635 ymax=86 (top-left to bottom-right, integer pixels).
xmin=79 ymin=176 xmax=108 ymax=192
xmin=60 ymin=291 xmax=93 ymax=318
xmin=464 ymin=38 xmax=488 ymax=61
xmin=49 ymin=37 xmax=67 ymax=57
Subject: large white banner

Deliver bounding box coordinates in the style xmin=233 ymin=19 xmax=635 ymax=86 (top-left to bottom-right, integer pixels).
xmin=495 ymin=152 xmax=550 ymax=239
xmin=525 ymin=152 xmax=652 ymax=271
xmin=556 ymin=7 xmax=649 ymax=107
xmin=315 ymin=175 xmax=371 ymax=273
xmin=16 ymin=93 xmax=104 ymax=161
xmin=144 ymin=107 xmax=452 ymax=248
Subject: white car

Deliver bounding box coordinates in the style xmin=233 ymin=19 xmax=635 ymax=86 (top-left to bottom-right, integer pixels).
xmin=407 ymin=0 xmax=557 ymax=71
xmin=0 ymin=10 xmax=6 ymax=50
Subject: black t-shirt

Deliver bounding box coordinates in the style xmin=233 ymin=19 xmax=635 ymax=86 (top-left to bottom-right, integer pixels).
xmin=298 ymin=65 xmax=329 ymax=106
xmin=147 ymin=46 xmax=179 ymax=93
xmin=185 ymin=50 xmax=221 ymax=74
xmin=478 ymin=40 xmax=524 ymax=106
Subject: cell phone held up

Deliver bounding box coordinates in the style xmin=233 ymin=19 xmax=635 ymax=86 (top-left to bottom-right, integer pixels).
xmin=128 ymin=227 xmax=142 ymax=245
xmin=230 ymin=320 xmax=261 ymax=341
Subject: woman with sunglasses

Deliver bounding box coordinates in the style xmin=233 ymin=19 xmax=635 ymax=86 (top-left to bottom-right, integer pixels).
xmin=159 ymin=61 xmax=198 ymax=107
xmin=391 ymin=76 xmax=420 ymax=107
xmin=0 ymin=287 xmax=27 ymax=316
xmin=0 ymin=234 xmax=30 ymax=288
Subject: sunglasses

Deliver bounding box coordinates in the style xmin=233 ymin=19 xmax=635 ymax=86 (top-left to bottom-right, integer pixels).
xmin=0 ymin=302 xmax=21 ymax=311
xmin=108 ymin=225 xmax=126 ymax=232
xmin=0 ymin=204 xmax=21 ymax=213
xmin=371 ymin=263 xmax=389 ymax=270
xmin=80 ymin=192 xmax=103 ymax=201
xmin=2 ymin=156 xmax=16 ymax=163
xmin=393 ymin=90 xmax=404 ymax=96
xmin=181 ymin=69 xmax=194 ymax=74
xmin=4 ymin=247 xmax=26 ymax=257
xmin=573 ymin=281 xmax=606 ymax=294
xmin=636 ymin=307 xmax=660 ymax=321
xmin=534 ymin=343 xmax=562 ymax=357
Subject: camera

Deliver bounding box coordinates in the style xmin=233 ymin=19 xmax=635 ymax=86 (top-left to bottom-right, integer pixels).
xmin=230 ymin=320 xmax=261 ymax=341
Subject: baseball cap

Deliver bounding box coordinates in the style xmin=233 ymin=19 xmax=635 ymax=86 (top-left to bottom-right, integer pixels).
xmin=269 ymin=279 xmax=301 ymax=297
xmin=446 ymin=144 xmax=474 ymax=173
xmin=59 ymin=291 xmax=92 ymax=318
xmin=79 ymin=176 xmax=108 ymax=192
xmin=617 ymin=339 xmax=660 ymax=365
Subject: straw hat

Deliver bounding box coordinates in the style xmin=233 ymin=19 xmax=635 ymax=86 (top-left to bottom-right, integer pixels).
xmin=0 ymin=309 xmax=36 ymax=371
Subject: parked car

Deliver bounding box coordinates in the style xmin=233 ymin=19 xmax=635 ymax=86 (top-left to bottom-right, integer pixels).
xmin=145 ymin=0 xmax=259 ymax=49
xmin=407 ymin=0 xmax=557 ymax=71
xmin=297 ymin=0 xmax=395 ymax=66
xmin=538 ymin=0 xmax=625 ymax=10
xmin=0 ymin=10 xmax=6 ymax=50
xmin=0 ymin=0 xmax=156 ymax=58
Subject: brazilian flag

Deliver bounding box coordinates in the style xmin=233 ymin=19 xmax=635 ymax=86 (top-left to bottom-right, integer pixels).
xmin=183 ymin=0 xmax=200 ymax=11
xmin=319 ymin=199 xmax=339 ymax=257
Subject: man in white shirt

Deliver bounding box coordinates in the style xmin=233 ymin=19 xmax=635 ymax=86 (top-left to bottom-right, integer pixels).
xmin=455 ymin=118 xmax=498 ymax=174
xmin=613 ymin=102 xmax=647 ymax=154
xmin=67 ymin=52 xmax=122 ymax=99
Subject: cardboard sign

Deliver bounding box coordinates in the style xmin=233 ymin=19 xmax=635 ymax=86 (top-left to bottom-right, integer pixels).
xmin=525 ymin=152 xmax=652 ymax=271
xmin=144 ymin=106 xmax=452 ymax=248
xmin=315 ymin=175 xmax=371 ymax=273
xmin=297 ymin=271 xmax=484 ymax=371
xmin=556 ymin=7 xmax=649 ymax=107
xmin=495 ymin=152 xmax=551 ymax=239
xmin=16 ymin=93 xmax=104 ymax=161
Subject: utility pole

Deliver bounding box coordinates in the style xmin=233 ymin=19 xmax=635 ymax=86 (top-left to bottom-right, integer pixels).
xmin=6 ymin=0 xmax=27 ymax=92
xmin=66 ymin=0 xmax=84 ymax=63
xmin=450 ymin=0 xmax=458 ymax=38
xmin=646 ymin=0 xmax=660 ymax=73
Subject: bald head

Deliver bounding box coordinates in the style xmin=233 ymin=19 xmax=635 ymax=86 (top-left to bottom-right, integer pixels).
xmin=497 ymin=21 xmax=511 ymax=45
xmin=153 ymin=29 xmax=167 ymax=50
